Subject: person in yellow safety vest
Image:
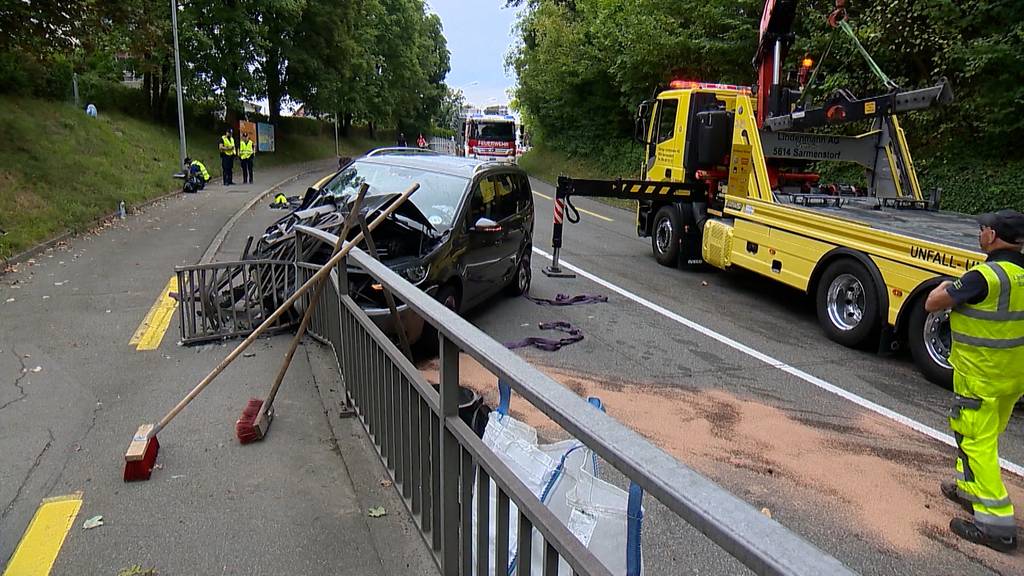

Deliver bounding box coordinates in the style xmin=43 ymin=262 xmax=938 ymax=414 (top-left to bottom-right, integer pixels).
xmin=239 ymin=133 xmax=255 ymax=184
xmin=926 ymin=209 xmax=1024 ymax=553
xmin=182 ymin=157 xmax=210 ymax=192
xmin=219 ymin=128 xmax=236 ymax=186
xmin=271 ymin=192 xmax=289 ymax=209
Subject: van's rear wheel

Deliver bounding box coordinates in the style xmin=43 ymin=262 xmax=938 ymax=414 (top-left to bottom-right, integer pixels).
xmin=652 ymin=206 xmax=682 ymax=267
xmin=816 ymin=259 xmax=881 ymax=347
xmin=907 ymin=300 xmax=954 ymax=389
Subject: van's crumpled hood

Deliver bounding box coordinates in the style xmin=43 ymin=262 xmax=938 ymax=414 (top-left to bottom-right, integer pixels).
xmin=255 ymin=189 xmax=441 ymax=266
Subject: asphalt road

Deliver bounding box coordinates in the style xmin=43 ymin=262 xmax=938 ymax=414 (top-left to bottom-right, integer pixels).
xmin=5 ymin=158 xmax=1021 ymax=575
xmin=0 ymin=161 xmax=435 ymax=575
xmin=449 ymin=177 xmax=1024 ymax=575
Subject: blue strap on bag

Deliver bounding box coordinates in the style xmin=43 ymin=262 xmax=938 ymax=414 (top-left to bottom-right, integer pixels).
xmin=626 ymin=482 xmax=644 ymax=576
xmin=497 ymin=378 xmax=512 ymax=417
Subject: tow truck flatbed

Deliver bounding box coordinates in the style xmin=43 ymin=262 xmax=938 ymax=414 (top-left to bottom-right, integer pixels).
xmin=776 ymin=195 xmax=979 ymax=253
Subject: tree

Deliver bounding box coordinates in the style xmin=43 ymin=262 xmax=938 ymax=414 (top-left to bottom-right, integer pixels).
xmin=253 ymin=0 xmax=306 ymax=122
xmin=510 ymin=0 xmax=1024 ymax=157
xmin=180 ymin=0 xmax=262 ymax=117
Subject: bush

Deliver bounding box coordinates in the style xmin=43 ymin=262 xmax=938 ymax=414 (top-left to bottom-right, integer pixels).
xmin=76 ymin=76 xmax=151 ymax=118
xmin=0 ymin=51 xmax=74 ymax=100
xmin=917 ymin=145 xmax=1024 ymax=215
xmin=277 ymin=116 xmax=328 ymax=137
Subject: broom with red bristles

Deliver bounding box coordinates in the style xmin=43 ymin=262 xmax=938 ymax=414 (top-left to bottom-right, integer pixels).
xmin=123 ymin=182 xmax=419 ymax=481
xmin=235 ymin=184 xmax=368 ymax=444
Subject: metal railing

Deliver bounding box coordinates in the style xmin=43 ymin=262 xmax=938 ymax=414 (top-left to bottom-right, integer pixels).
xmin=175 ymin=259 xmax=297 ymax=344
xmin=430 ymin=137 xmax=458 ymax=156
xmin=292 ymin=224 xmax=858 ymax=575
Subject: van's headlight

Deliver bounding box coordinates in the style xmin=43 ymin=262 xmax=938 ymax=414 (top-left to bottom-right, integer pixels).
xmin=399 ymin=263 xmax=428 ymax=285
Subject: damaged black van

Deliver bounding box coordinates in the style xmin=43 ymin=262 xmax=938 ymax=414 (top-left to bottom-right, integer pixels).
xmin=257 ymin=150 xmax=534 ymax=343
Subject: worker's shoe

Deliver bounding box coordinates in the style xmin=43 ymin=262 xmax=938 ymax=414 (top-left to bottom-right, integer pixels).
xmin=941 ymin=480 xmax=974 ymax=513
xmin=950 ymin=518 xmax=1018 ymax=553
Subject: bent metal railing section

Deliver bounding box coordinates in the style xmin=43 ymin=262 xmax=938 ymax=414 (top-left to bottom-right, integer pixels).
xmin=292 ymin=225 xmax=856 ymax=576
xmin=175 ymin=259 xmax=297 ymax=344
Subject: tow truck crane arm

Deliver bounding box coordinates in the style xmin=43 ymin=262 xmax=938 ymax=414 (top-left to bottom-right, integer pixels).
xmin=763 ymin=80 xmax=953 ymax=131
xmin=754 ymin=0 xmax=800 ymax=126
xmin=755 ymin=0 xmax=951 ymax=131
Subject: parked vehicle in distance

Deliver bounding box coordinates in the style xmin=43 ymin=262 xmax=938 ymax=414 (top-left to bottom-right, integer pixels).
xmin=463 ymin=114 xmax=517 ymax=160
xmin=259 ymin=152 xmax=535 ymax=343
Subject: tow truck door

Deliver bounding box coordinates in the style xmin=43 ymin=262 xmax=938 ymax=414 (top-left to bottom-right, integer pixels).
xmin=646 ymin=94 xmax=686 ymax=182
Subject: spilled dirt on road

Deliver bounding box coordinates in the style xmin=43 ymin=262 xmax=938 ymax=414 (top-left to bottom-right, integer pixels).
xmin=420 ymin=354 xmax=1024 ymax=573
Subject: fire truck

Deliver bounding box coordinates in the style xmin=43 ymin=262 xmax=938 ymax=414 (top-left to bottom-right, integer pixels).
xmin=543 ymin=0 xmax=970 ymax=387
xmin=462 ymin=114 xmax=517 ymax=160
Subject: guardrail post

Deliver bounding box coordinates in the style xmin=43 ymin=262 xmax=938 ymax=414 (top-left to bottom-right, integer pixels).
xmin=337 ymin=253 xmax=348 ymax=296
xmin=439 ymin=333 xmax=460 ymax=575
xmin=335 ymin=255 xmax=357 ymax=418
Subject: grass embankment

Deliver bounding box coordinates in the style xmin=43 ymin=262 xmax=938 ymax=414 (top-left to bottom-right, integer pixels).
xmin=518 ymin=142 xmax=638 ymax=212
xmin=520 ymin=140 xmax=1024 ymax=216
xmin=0 ymin=96 xmax=385 ymax=258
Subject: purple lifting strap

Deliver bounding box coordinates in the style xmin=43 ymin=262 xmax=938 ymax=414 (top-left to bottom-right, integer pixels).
xmin=525 ymin=293 xmax=608 ymax=306
xmin=504 ymin=321 xmax=584 ymax=351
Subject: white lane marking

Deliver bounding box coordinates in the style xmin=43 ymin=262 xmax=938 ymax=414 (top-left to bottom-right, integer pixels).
xmin=532 ymin=247 xmax=1024 ymax=479
xmin=532 ymin=191 xmax=614 ymax=222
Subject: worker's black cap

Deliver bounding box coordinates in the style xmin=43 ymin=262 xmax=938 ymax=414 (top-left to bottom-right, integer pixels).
xmin=978 ymin=209 xmax=1024 ymax=244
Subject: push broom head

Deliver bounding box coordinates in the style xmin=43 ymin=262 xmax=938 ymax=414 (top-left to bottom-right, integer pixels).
xmin=235 ymin=398 xmax=273 ymax=444
xmin=123 ymin=424 xmax=160 ymax=482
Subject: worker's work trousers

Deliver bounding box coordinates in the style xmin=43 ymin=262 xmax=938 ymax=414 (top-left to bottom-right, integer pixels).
xmin=949 ymin=371 xmax=1022 ymax=539
xmin=221 ymin=154 xmax=234 ymax=185
xmin=240 ymin=158 xmax=253 ymax=183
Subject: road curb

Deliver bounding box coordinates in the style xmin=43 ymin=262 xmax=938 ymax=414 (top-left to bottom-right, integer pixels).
xmin=198 ymin=162 xmax=333 ymax=264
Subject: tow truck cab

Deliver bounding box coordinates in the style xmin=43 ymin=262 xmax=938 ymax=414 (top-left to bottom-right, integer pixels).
xmin=634 ymin=83 xmax=747 ymax=265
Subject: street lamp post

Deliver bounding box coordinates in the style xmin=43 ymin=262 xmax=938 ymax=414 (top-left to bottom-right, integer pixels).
xmin=171 ymin=0 xmax=187 ymax=168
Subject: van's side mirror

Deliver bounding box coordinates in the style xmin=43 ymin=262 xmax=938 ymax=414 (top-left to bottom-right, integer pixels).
xmin=472 ymin=217 xmax=501 ymax=232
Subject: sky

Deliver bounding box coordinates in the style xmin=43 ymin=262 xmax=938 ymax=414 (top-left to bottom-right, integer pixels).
xmin=426 ymin=0 xmax=522 ymax=108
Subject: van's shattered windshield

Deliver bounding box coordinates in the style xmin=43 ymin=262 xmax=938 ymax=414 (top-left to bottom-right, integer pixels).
xmin=320 ymin=161 xmax=469 ymax=232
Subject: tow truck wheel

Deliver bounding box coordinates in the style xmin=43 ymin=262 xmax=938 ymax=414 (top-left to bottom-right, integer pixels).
xmin=652 ymin=206 xmax=682 ymax=267
xmin=816 ymin=259 xmax=880 ymax=347
xmin=907 ymin=300 xmax=954 ymax=389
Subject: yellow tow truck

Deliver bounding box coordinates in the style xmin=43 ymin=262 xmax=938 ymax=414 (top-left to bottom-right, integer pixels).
xmin=542 ymin=1 xmax=973 ymax=386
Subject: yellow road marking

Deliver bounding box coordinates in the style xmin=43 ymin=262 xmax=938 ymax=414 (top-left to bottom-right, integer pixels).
xmin=532 ymin=191 xmax=614 ymax=222
xmin=3 ymin=493 xmax=82 ymax=576
xmin=130 ymin=276 xmax=178 ymax=351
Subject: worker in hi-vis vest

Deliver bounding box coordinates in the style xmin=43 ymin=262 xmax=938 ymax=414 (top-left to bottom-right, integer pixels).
xmin=182 ymin=157 xmax=210 ymax=193
xmin=926 ymin=209 xmax=1024 ymax=552
xmin=239 ymin=132 xmax=255 ymax=184
xmin=219 ymin=128 xmax=236 ymax=186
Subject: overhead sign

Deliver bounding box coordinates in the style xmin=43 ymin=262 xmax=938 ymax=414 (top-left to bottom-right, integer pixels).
xmin=257 ymin=122 xmax=275 ymax=152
